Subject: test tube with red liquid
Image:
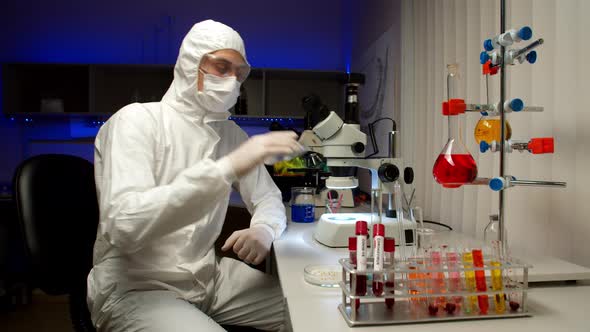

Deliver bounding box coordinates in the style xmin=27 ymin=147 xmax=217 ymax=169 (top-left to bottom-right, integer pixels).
xmin=472 ymin=248 xmax=489 ymax=314
xmin=348 ymin=236 xmax=357 ymax=264
xmin=384 ymin=237 xmax=395 ymax=308
xmin=430 ymin=250 xmax=447 ymax=308
xmin=348 ymin=236 xmax=360 ymax=310
xmin=355 ymin=220 xmax=368 ymax=300
xmin=372 ymin=224 xmax=385 ymax=297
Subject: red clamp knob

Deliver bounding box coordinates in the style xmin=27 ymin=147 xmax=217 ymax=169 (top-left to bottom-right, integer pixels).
xmin=482 ymin=60 xmax=500 ymax=76
xmin=528 ymin=137 xmax=554 ymax=154
xmin=442 ymin=99 xmax=466 ymax=116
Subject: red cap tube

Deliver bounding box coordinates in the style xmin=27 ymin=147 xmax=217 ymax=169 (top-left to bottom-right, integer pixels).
xmin=373 ymin=223 xmax=385 ymax=237
xmin=355 ymin=220 xmax=368 ymax=235
xmin=348 ymin=236 xmax=357 ymax=250
xmin=384 ymin=237 xmax=395 ymax=252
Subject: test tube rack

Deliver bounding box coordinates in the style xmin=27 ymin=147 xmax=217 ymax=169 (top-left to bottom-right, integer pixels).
xmin=337 ymin=256 xmax=531 ymax=326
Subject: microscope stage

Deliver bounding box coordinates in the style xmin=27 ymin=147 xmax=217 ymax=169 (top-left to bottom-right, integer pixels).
xmin=313 ymin=212 xmax=416 ymax=248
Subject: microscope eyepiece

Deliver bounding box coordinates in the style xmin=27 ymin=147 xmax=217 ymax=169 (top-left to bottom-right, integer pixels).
xmin=302 ymin=94 xmax=331 ymax=129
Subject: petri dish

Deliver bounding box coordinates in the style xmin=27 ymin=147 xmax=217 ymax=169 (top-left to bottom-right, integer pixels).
xmin=303 ymin=264 xmax=341 ymax=288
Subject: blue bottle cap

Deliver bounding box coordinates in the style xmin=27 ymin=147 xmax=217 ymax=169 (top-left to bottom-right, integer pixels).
xmin=518 ymin=26 xmax=533 ymax=41
xmin=489 ymin=177 xmax=505 ymax=191
xmin=526 ymin=51 xmax=537 ymax=64
xmin=480 ymin=141 xmax=490 ymax=153
xmin=483 ymin=39 xmax=494 ymax=52
xmin=480 ymin=51 xmax=490 ymax=64
xmin=510 ymin=98 xmax=524 ymax=112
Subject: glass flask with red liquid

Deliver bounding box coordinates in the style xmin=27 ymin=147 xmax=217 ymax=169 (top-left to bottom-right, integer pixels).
xmin=433 ymin=64 xmax=478 ymax=188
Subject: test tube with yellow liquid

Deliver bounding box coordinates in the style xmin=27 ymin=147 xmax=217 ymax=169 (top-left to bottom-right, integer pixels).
xmin=490 ymin=241 xmax=506 ymax=313
xmin=462 ymin=249 xmax=478 ymax=314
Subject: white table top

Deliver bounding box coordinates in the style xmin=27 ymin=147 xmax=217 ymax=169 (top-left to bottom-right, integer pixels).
xmin=273 ymin=218 xmax=590 ymax=331
xmin=286 ymin=284 xmax=590 ymax=332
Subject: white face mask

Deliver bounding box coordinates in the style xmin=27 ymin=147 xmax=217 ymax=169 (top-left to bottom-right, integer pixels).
xmin=197 ymin=72 xmax=241 ymax=113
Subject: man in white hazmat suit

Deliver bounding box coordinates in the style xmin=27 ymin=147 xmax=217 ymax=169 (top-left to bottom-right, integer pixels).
xmin=87 ymin=20 xmax=302 ymax=331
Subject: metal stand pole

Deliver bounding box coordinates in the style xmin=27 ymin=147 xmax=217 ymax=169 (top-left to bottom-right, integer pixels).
xmin=499 ymin=0 xmax=507 ymax=255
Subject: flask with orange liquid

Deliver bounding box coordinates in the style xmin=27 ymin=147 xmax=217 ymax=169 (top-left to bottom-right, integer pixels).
xmin=474 ymin=115 xmax=512 ymax=145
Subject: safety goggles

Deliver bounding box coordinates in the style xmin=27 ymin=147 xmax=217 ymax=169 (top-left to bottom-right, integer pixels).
xmin=199 ymin=53 xmax=251 ymax=83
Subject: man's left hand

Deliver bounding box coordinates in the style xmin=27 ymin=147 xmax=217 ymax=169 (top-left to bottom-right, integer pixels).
xmin=221 ymin=226 xmax=274 ymax=265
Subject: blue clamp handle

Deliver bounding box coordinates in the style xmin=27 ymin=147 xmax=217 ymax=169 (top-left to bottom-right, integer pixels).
xmin=480 ymin=141 xmax=490 ymax=153
xmin=526 ymin=51 xmax=537 ymax=64
xmin=489 ymin=177 xmax=505 ymax=191
xmin=518 ymin=26 xmax=533 ymax=41
xmin=480 ymin=51 xmax=490 ymax=64
xmin=510 ymin=98 xmax=524 ymax=112
xmin=483 ymin=39 xmax=494 ymax=52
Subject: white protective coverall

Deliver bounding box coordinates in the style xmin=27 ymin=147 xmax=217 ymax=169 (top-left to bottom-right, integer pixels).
xmin=87 ymin=20 xmax=287 ymax=331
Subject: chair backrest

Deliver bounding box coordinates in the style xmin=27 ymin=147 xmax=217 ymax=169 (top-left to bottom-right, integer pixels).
xmin=13 ymin=154 xmax=98 ymax=296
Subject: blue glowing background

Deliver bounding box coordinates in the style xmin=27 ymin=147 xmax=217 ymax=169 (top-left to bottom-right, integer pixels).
xmin=0 ymin=0 xmax=353 ymax=184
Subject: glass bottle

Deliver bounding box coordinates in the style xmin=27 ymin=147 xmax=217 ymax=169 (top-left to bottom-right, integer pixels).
xmin=433 ymin=64 xmax=478 ymax=188
xmin=484 ymin=214 xmax=499 ymax=244
xmin=484 ymin=214 xmax=508 ymax=254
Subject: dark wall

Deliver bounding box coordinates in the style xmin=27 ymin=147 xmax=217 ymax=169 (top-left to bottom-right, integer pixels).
xmin=0 ymin=0 xmax=351 ymax=184
xmin=1 ymin=0 xmax=347 ymax=68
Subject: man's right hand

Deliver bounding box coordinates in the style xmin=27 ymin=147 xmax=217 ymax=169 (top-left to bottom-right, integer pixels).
xmin=226 ymin=131 xmax=304 ymax=177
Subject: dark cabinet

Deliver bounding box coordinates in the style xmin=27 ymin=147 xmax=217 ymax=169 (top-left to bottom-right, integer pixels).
xmin=2 ymin=64 xmax=89 ymax=114
xmin=2 ymin=63 xmax=363 ymax=117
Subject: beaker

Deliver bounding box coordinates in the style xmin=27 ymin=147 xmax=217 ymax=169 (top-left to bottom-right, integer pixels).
xmin=433 ymin=64 xmax=478 ymax=188
xmin=290 ymin=187 xmax=315 ymax=223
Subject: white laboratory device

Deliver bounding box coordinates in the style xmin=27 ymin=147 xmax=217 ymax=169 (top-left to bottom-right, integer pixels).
xmin=299 ymin=87 xmax=414 ymax=250
xmin=313 ymin=213 xmax=416 ymax=248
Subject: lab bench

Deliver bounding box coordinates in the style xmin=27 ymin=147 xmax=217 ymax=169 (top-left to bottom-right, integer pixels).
xmin=272 ymin=207 xmax=590 ymax=331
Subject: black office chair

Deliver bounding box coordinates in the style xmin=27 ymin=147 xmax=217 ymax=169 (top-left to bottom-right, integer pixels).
xmin=13 ymin=154 xmax=98 ymax=332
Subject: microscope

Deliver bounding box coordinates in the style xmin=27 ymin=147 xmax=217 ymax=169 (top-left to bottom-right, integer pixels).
xmin=299 ymin=84 xmax=415 ymax=248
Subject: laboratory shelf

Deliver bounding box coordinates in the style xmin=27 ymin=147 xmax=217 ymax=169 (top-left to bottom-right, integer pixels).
xmin=1 ymin=63 xmax=364 ymax=118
